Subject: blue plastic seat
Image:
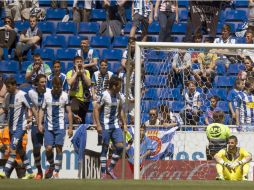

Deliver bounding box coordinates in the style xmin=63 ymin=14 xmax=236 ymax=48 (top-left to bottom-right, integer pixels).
xmin=178 ymin=1 xmax=188 ymax=8
xmin=101 ymin=49 xmax=122 ymax=61
xmin=56 ymin=48 xmax=77 ymax=60
xmin=171 ymin=101 xmax=184 ymax=112
xmin=21 ymin=61 xmax=32 ymax=73
xmin=79 ymin=22 xmax=99 ymax=34
xmin=145 ymin=75 xmax=167 ymax=87
xmin=216 ymin=62 xmax=226 ymax=75
xmin=15 ymin=21 xmax=29 ymax=32
xmin=34 ymin=48 xmax=55 ymax=61
xmin=141 ymin=100 xmax=157 ymax=113
xmin=43 ymin=35 xmax=66 ymax=48
xmin=148 ymin=21 xmax=160 ymax=34
xmin=46 ymin=8 xmax=66 ymax=20
xmin=145 ymin=62 xmax=160 ymax=75
xmin=61 ymin=62 xmax=74 ymax=73
xmin=108 ymin=62 xmax=121 ymax=73
xmin=90 ymin=9 xmax=106 ymax=21
xmin=214 ymin=76 xmax=236 ymax=88
xmin=217 ymin=101 xmax=229 ymax=113
xmin=143 ymin=88 xmax=158 ymax=100
xmin=38 ymin=21 xmax=55 ymax=34
xmin=38 ymin=0 xmax=51 ymax=6
xmin=225 ymin=10 xmax=247 ymax=22
xmin=235 ymin=1 xmax=249 ymax=7
xmin=179 ymin=9 xmax=188 ymax=21
xmin=15 ymin=73 xmax=25 ymax=85
xmin=68 ymin=35 xmax=83 ymax=48
xmin=158 ymin=88 xmax=181 ymax=100
xmin=146 ymin=50 xmax=167 ymax=61
xmin=172 ymin=23 xmax=186 ymax=34
xmin=0 ymin=61 xmax=19 ymax=73
xmin=85 ymin=112 xmax=93 ymax=124
xmin=90 ymin=36 xmax=111 ymax=48
xmin=56 ymin=22 xmax=76 ymax=34
xmin=207 ymin=88 xmax=227 ymax=100
xmin=112 ymin=36 xmax=129 ymax=48
xmin=227 ymin=63 xmax=244 ymax=75
xmin=123 ymin=22 xmax=132 ymax=34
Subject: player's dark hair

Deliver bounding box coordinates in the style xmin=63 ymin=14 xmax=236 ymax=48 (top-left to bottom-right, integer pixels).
xmin=34 ymin=74 xmax=46 ymax=86
xmin=109 ymin=76 xmax=121 ymax=89
xmin=227 ymin=135 xmax=238 ymax=143
xmin=53 ymin=60 xmax=61 ymax=66
xmin=52 ymin=76 xmax=63 ymax=87
xmin=100 ymin=59 xmax=108 ymax=65
xmin=5 ymin=77 xmax=17 ymax=86
xmin=73 ymin=55 xmax=83 ymax=62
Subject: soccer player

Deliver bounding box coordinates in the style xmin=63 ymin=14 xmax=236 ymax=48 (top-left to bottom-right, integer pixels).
xmin=206 ymin=110 xmax=231 ymax=160
xmin=214 ymin=135 xmax=252 ymax=181
xmin=28 ymin=74 xmax=50 ymax=179
xmin=0 ymin=77 xmax=35 ymax=179
xmin=38 ymin=76 xmax=73 ymax=179
xmin=94 ymin=76 xmax=127 ymax=179
xmin=235 ymin=77 xmax=254 ymax=131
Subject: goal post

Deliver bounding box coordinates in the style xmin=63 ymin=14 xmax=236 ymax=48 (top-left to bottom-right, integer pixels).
xmin=134 ymin=42 xmax=254 ymax=180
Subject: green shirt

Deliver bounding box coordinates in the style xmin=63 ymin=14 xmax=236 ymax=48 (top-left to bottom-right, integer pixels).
xmin=206 ymin=123 xmax=231 ymax=140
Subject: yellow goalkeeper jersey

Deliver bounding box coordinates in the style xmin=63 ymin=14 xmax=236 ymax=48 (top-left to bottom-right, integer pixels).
xmin=216 ymin=147 xmax=250 ymax=162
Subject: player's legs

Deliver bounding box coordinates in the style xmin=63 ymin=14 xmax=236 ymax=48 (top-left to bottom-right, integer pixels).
xmin=44 ymin=130 xmax=55 ymax=179
xmin=53 ymin=129 xmax=65 ymax=178
xmin=242 ymin=163 xmax=250 ymax=180
xmin=107 ymin=128 xmax=124 ymax=179
xmin=100 ymin=129 xmax=110 ymax=177
xmin=31 ymin=125 xmax=44 ymax=179
xmin=215 ymin=163 xmax=224 ymax=180
xmin=130 ymin=13 xmax=140 ymax=39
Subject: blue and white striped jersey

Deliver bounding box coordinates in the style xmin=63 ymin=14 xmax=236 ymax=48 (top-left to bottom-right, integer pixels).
xmin=133 ymin=0 xmax=153 ymax=17
xmin=28 ymin=88 xmax=51 ymax=109
xmin=42 ymin=90 xmax=69 ymax=130
xmin=98 ymin=90 xmax=124 ymax=130
xmin=236 ymin=91 xmax=254 ymax=124
xmin=5 ymin=90 xmax=32 ymax=131
xmin=47 ymin=73 xmax=68 ymax=92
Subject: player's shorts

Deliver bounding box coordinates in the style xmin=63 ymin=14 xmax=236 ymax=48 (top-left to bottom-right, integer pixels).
xmin=102 ymin=128 xmax=124 ymax=145
xmin=223 ymin=164 xmax=246 ymax=180
xmin=44 ymin=129 xmax=65 ymax=147
xmin=31 ymin=124 xmax=44 ymax=148
xmin=9 ymin=129 xmax=26 ymax=150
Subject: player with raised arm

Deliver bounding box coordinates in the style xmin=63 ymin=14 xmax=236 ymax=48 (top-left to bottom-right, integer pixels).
xmin=0 ymin=77 xmax=35 ymax=179
xmin=214 ymin=135 xmax=252 ymax=181
xmin=94 ymin=76 xmax=127 ymax=179
xmin=28 ymin=74 xmax=50 ymax=179
xmin=38 ymin=76 xmax=73 ymax=179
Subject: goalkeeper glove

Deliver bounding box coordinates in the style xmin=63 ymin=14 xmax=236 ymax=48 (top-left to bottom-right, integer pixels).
xmin=223 ymin=162 xmax=233 ymax=169
xmin=231 ymin=161 xmax=243 ymax=170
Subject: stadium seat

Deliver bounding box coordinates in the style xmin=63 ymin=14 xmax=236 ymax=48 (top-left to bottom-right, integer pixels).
xmin=171 ymin=101 xmax=184 ymax=112
xmin=108 ymin=62 xmax=121 ymax=73
xmin=225 ymin=10 xmax=247 ymax=22
xmin=145 ymin=62 xmax=160 ymax=75
xmin=235 ymin=1 xmax=249 ymax=7
xmin=90 ymin=36 xmax=111 ymax=48
xmin=157 ymin=75 xmax=168 ymax=87
xmin=179 ymin=9 xmax=188 ymax=21
xmin=207 ymin=88 xmax=227 ymax=100
xmin=178 ymin=1 xmax=188 ymax=8
xmin=146 ymin=50 xmax=167 ymax=61
xmin=145 ymin=75 xmax=166 ymax=87
xmin=158 ymin=88 xmax=181 ymax=100
xmin=61 ymin=62 xmax=73 ymax=73
xmin=46 ymin=8 xmax=66 ymax=20
xmin=34 ymin=48 xmax=55 ymax=61
xmin=37 ymin=21 xmax=55 ymax=34
xmin=141 ymin=100 xmax=157 ymax=113
xmin=172 ymin=23 xmax=186 ymax=34
xmin=214 ymin=76 xmax=236 ymax=88
xmin=56 ymin=48 xmax=77 ymax=60
xmin=125 ymin=9 xmax=132 ymax=21
xmin=15 ymin=21 xmax=29 ymax=32
xmin=143 ymin=88 xmax=158 ymax=100
xmin=216 ymin=62 xmax=226 ymax=75
xmin=159 ymin=63 xmax=172 ymax=74
xmin=79 ymin=22 xmax=99 ymax=34
xmin=123 ymin=22 xmax=132 ymax=34
xmin=227 ymin=63 xmax=244 ymax=75
xmin=21 ymin=61 xmax=32 ymax=73
xmin=141 ymin=113 xmax=149 ymax=124
xmin=15 ymin=73 xmax=25 ymax=85
xmin=88 ymin=102 xmax=93 ymax=112
xmin=112 ymin=36 xmax=129 ymax=48
xmin=217 ymin=101 xmax=229 ymax=113
xmin=224 ymin=114 xmax=231 ymax=125
xmin=0 ymin=61 xmax=19 ymax=73
xmin=43 ymin=35 xmax=67 ymax=48
xmin=148 ymin=21 xmax=160 ymax=34
xmin=68 ymin=35 xmax=83 ymax=48
xmin=90 ymin=9 xmax=106 ymax=21
xmin=38 ymin=0 xmax=51 ymax=7
xmin=101 ymin=49 xmax=122 ymax=61
xmin=56 ymin=22 xmax=77 ymax=34
xmin=85 ymin=112 xmax=93 ymax=124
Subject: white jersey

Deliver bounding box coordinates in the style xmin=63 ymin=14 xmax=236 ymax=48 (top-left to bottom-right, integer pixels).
xmin=42 ymin=90 xmax=69 ymax=130
xmin=98 ymin=90 xmax=124 ymax=130
xmin=28 ymin=88 xmax=51 ymax=109
xmin=5 ymin=90 xmax=32 ymax=131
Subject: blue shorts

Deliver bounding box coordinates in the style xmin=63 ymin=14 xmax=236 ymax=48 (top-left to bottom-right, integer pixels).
xmin=10 ymin=129 xmax=26 ymax=150
xmin=31 ymin=124 xmax=44 ymax=148
xmin=44 ymin=129 xmax=65 ymax=147
xmin=102 ymin=128 xmax=123 ymax=145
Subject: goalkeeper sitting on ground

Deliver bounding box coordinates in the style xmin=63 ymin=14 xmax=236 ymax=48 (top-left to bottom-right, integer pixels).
xmin=214 ymin=135 xmax=252 ymax=181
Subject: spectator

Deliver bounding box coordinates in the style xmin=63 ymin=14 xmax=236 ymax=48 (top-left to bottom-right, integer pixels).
xmin=238 ymin=56 xmax=254 ymax=82
xmin=193 ymin=37 xmax=217 ymax=89
xmin=120 ymin=37 xmax=136 ymax=73
xmin=91 ymin=59 xmax=113 ymax=124
xmin=168 ymin=50 xmax=192 ymax=88
xmin=191 ymin=32 xmax=203 ymax=63
xmin=130 ymin=0 xmax=153 ymax=42
xmin=248 ymin=0 xmax=254 ymax=28
xmin=180 ymin=81 xmax=202 ymax=126
xmin=66 ymin=56 xmax=91 ymax=124
xmin=0 ymin=74 xmax=7 ymax=125
xmin=75 ymin=37 xmax=99 ymax=77
xmin=47 ymin=60 xmax=68 ymax=92
xmin=154 ymin=0 xmax=178 ymax=42
xmin=206 ymin=110 xmax=230 ymax=160
xmin=240 ymin=30 xmax=254 ymax=63
xmin=245 ymin=29 xmax=254 ymax=44
xmin=20 ymin=0 xmax=46 ymax=21
xmin=2 ymin=0 xmax=22 ymax=21
xmin=204 ymin=96 xmax=220 ymax=125
xmin=0 ymin=16 xmax=17 ymax=60
xmin=51 ymin=0 xmax=69 ymax=22
xmin=227 ymin=79 xmax=245 ymax=125
xmin=144 ymin=108 xmax=160 ymax=126
xmin=73 ymin=0 xmax=92 ymax=23
xmin=15 ymin=15 xmax=42 ymax=62
xmin=214 ymin=24 xmax=236 ymax=69
xmin=159 ymin=104 xmax=179 ymax=127
xmin=25 ymin=54 xmax=52 ymax=84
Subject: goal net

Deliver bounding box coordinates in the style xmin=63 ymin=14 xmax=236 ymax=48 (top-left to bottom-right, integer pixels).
xmin=131 ymin=42 xmax=254 ymax=180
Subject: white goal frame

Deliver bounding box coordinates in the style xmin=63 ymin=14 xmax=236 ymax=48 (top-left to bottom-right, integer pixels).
xmin=134 ymin=42 xmax=254 ymax=180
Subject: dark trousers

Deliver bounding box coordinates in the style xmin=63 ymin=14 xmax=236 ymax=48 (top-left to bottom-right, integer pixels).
xmin=70 ymin=97 xmax=90 ymax=124
xmin=158 ymin=11 xmax=175 ymax=42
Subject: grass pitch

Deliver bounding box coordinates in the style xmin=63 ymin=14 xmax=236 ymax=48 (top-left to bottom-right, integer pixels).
xmin=1 ymin=180 xmax=254 ymax=190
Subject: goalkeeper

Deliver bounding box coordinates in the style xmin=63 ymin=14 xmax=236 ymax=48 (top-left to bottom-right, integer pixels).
xmin=214 ymin=135 xmax=252 ymax=181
